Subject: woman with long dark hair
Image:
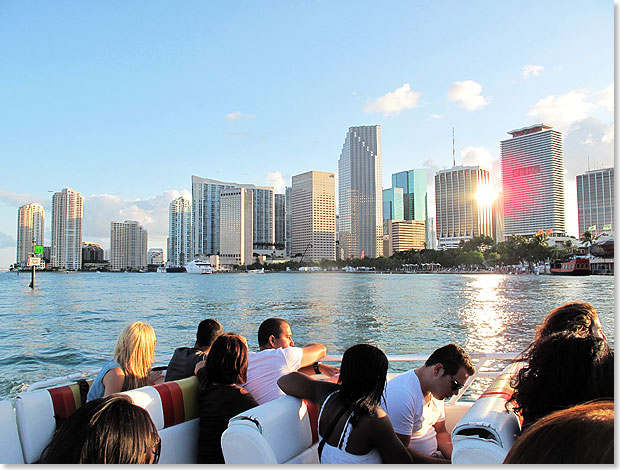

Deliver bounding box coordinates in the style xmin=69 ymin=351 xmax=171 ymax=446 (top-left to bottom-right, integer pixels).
xmin=39 ymin=395 xmax=161 ymax=464
xmin=509 ymin=331 xmax=613 ymax=431
xmin=278 ymin=343 xmax=415 ymax=464
xmin=196 ymin=333 xmax=258 ymax=463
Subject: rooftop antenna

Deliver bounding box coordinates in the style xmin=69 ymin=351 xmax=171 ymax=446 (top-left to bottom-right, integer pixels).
xmin=452 ymin=127 xmax=455 ymax=167
xmin=587 ymin=155 xmax=590 ymax=171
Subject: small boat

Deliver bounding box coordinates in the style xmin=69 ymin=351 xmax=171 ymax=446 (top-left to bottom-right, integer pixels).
xmin=156 ymin=266 xmax=166 ymax=273
xmin=549 ymin=257 xmax=590 ymax=275
xmin=185 ymin=259 xmax=213 ymax=274
xmin=247 ymin=268 xmax=265 ymax=274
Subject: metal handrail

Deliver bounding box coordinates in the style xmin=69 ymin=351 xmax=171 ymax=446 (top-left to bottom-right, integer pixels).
xmin=24 ymin=352 xmax=519 ymax=395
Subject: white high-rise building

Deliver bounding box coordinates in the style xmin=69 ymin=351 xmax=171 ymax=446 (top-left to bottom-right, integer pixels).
xmin=191 ymin=175 xmax=273 ymax=256
xmin=501 ymin=124 xmax=565 ymax=237
xmin=338 ymin=125 xmax=383 ymax=258
xmin=577 ymin=167 xmax=614 ymax=236
xmin=168 ymin=196 xmax=192 ymax=266
xmin=285 ymin=186 xmax=292 ymax=256
xmin=219 ymin=188 xmax=253 ymax=266
xmin=435 ymin=166 xmax=493 ymax=249
xmin=110 ymin=220 xmax=148 ymax=271
xmin=51 ymin=188 xmax=83 ymax=270
xmin=16 ymin=203 xmax=45 ymax=267
xmin=291 ymin=171 xmax=336 ymax=262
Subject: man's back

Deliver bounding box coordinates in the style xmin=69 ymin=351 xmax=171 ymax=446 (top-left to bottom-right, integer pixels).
xmin=165 ymin=347 xmax=206 ymax=382
xmin=243 ymin=347 xmax=303 ymax=404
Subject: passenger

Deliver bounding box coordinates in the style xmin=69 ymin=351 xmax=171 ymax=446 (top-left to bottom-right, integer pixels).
xmin=381 ymin=343 xmax=475 ymax=462
xmin=503 ymin=400 xmax=613 ymax=464
xmin=39 ymin=395 xmax=161 ymax=464
xmin=196 ymin=333 xmax=258 ymax=464
xmin=509 ymin=331 xmax=613 ymax=432
xmin=86 ymin=321 xmax=162 ymax=401
xmin=242 ymin=318 xmax=339 ymax=404
xmin=278 ymin=344 xmax=417 ymax=463
xmin=534 ymin=301 xmax=607 ymax=341
xmin=166 ymin=318 xmax=223 ymax=381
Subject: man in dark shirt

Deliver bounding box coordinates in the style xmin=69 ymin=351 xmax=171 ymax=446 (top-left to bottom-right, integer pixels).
xmin=165 ymin=318 xmax=223 ymax=381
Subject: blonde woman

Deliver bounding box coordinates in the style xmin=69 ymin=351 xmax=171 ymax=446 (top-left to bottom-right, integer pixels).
xmin=87 ymin=322 xmax=162 ymax=401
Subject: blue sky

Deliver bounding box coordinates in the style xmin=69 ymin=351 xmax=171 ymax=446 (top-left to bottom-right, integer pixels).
xmin=0 ymin=1 xmax=614 ymax=268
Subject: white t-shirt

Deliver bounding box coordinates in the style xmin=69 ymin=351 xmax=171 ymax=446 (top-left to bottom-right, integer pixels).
xmin=382 ymin=369 xmax=446 ymax=456
xmin=243 ymin=347 xmax=304 ymax=405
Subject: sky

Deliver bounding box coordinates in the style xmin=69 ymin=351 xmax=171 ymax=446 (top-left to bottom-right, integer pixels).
xmin=0 ymin=1 xmax=615 ymax=268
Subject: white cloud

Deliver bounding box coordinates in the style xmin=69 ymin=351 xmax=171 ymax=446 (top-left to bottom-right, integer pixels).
xmin=0 ymin=190 xmax=47 ymax=207
xmin=226 ymin=111 xmax=255 ymax=120
xmin=521 ymin=65 xmax=544 ymax=78
xmin=528 ymin=89 xmax=595 ymax=133
xmin=428 ymin=113 xmax=445 ymax=120
xmin=265 ymin=172 xmax=286 ymax=193
xmin=602 ymin=123 xmax=614 ymax=143
xmin=596 ymin=84 xmax=614 ymax=112
xmin=461 ymin=146 xmax=494 ymax=169
xmin=446 ymin=80 xmax=489 ymax=110
xmin=363 ymin=83 xmax=421 ymax=115
xmin=83 ymin=189 xmax=191 ymax=252
xmin=582 ymin=133 xmax=595 ymax=146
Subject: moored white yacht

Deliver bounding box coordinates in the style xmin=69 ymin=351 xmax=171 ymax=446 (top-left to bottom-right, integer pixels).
xmin=185 ymin=258 xmax=214 ymax=274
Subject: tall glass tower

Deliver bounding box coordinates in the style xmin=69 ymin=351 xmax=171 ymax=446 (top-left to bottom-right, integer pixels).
xmin=338 ymin=125 xmax=383 ymax=259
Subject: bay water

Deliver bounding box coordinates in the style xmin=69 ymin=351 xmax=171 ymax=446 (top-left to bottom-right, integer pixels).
xmin=0 ymin=271 xmax=614 ymax=400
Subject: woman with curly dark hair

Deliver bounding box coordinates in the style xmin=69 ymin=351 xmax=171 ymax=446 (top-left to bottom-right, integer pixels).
xmin=533 ymin=301 xmax=607 ymax=341
xmin=509 ymin=331 xmax=613 ymax=432
xmin=278 ymin=343 xmax=419 ymax=464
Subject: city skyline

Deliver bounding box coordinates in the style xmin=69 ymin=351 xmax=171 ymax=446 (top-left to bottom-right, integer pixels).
xmin=0 ymin=1 xmax=614 ymax=268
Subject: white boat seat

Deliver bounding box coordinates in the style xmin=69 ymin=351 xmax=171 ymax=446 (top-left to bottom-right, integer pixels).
xmin=15 ymin=379 xmax=91 ymax=463
xmin=121 ymin=376 xmax=200 ymax=464
xmin=221 ymin=395 xmax=319 ymax=464
xmin=451 ymin=362 xmax=524 ymax=464
xmin=0 ymin=399 xmax=24 ymax=463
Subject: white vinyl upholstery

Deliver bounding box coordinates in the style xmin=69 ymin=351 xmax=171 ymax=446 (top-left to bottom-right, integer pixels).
xmin=14 ymin=389 xmax=57 ymax=463
xmin=157 ymin=419 xmax=200 ymax=464
xmin=121 ymin=386 xmax=164 ymax=429
xmin=451 ymin=363 xmax=523 ymax=464
xmin=221 ymin=395 xmax=318 ymax=464
xmin=0 ymin=400 xmax=25 ymax=463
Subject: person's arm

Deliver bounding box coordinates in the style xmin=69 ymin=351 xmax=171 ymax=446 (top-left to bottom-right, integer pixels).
xmin=369 ymin=410 xmax=413 ymax=463
xmin=407 ymin=447 xmax=450 ymax=464
xmin=434 ymin=420 xmax=452 ymax=460
xmin=277 ymin=371 xmax=337 ymax=404
xmin=298 ymin=362 xmax=340 ymax=377
xmin=299 ymin=343 xmax=327 ymax=368
xmin=101 ymin=367 xmax=125 ymax=396
xmin=148 ymin=369 xmax=164 ymax=385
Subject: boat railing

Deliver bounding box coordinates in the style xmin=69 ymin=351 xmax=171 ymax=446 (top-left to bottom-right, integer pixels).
xmin=24 ymin=352 xmax=519 ymax=397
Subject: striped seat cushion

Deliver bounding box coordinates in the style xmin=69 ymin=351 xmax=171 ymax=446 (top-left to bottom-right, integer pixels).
xmin=47 ymin=380 xmax=92 ymax=425
xmin=153 ymin=376 xmax=199 ymax=428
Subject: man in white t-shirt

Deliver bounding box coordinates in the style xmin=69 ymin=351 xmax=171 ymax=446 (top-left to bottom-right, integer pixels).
xmin=382 ymin=344 xmax=474 ymax=462
xmin=243 ymin=318 xmax=339 ymax=404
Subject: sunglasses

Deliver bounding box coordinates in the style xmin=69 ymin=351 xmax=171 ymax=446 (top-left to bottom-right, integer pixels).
xmin=450 ymin=376 xmax=465 ymax=391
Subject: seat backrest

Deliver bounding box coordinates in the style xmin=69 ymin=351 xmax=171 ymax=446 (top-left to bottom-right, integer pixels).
xmin=451 ymin=362 xmax=523 ymax=464
xmin=221 ymin=395 xmax=318 ymax=464
xmin=15 ymin=380 xmax=90 ymax=463
xmin=0 ymin=400 xmax=24 ymax=464
xmin=121 ymin=376 xmax=200 ymax=464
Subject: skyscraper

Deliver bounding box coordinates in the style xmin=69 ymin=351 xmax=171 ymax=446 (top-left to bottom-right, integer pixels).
xmin=16 ymin=203 xmax=45 ymax=267
xmin=110 ymin=220 xmax=148 ymax=271
xmin=191 ymin=175 xmax=274 ymax=256
xmin=274 ymin=193 xmax=286 ymax=249
xmin=168 ymin=196 xmax=192 ymax=266
xmin=577 ymin=167 xmax=614 ymax=236
xmin=435 ymin=166 xmax=493 ymax=248
xmin=285 ymin=186 xmax=292 ymax=256
xmin=387 ymin=220 xmax=426 ymax=256
xmin=51 ymin=188 xmax=83 ymax=270
xmin=338 ymin=125 xmax=383 ymax=258
xmin=392 ymin=169 xmax=427 ymax=221
xmin=382 ymin=188 xmax=404 ymax=221
xmin=501 ymin=124 xmax=565 ymax=237
xmin=291 ymin=171 xmax=336 ymax=262
xmin=219 ymin=188 xmax=253 ymax=265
